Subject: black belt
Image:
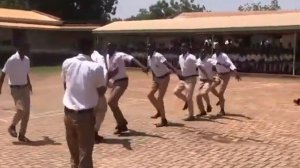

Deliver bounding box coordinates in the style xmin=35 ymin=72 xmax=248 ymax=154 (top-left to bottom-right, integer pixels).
xmin=182 ymin=75 xmax=198 ymax=80
xmin=10 ymin=85 xmax=27 ymax=88
xmin=114 ymin=77 xmax=129 ymax=83
xmin=200 ymin=79 xmax=212 ymax=82
xmin=156 ymin=73 xmax=170 ymax=79
xmin=64 ymin=107 xmax=93 ymax=114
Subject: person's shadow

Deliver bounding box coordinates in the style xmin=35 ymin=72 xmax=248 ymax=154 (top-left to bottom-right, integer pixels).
xmin=102 ymin=138 xmax=132 ymax=150
xmin=12 ymin=136 xmax=62 ymax=146
xmin=209 ymin=113 xmax=252 ymax=122
xmin=118 ymin=129 xmax=167 ymax=139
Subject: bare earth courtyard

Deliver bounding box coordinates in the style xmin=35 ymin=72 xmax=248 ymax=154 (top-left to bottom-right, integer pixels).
xmin=0 ymin=68 xmax=300 ymax=168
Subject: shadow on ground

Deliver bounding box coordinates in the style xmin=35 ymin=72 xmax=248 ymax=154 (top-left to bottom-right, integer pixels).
xmin=12 ymin=136 xmax=62 ymax=146
xmin=102 ymin=138 xmax=132 ymax=150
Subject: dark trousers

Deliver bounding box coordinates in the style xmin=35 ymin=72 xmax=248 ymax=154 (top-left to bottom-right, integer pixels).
xmin=64 ymin=107 xmax=95 ymax=168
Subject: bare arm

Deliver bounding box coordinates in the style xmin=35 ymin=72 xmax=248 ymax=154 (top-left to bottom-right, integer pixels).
xmin=27 ymin=74 xmax=32 ymax=92
xmin=131 ymin=58 xmax=148 ymax=72
xmin=197 ymin=65 xmax=209 ymax=79
xmin=0 ymin=72 xmax=5 ymax=94
xmin=97 ymin=86 xmax=107 ymax=97
xmin=163 ymin=61 xmax=183 ymax=80
xmin=232 ymin=70 xmax=241 ymax=81
xmin=107 ymin=67 xmax=119 ymax=80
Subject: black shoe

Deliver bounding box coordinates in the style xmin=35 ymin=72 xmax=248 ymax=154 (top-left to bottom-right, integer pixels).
xmin=95 ymin=132 xmax=104 ymax=144
xmin=183 ymin=116 xmax=196 ymax=121
xmin=8 ymin=125 xmax=17 ymax=138
xmin=155 ymin=119 xmax=168 ymax=127
xmin=114 ymin=125 xmax=129 ymax=134
xmin=196 ymin=112 xmax=207 ymax=118
xmin=150 ymin=112 xmax=161 ymax=119
xmin=206 ymin=105 xmax=212 ymax=113
xmin=182 ymin=102 xmax=188 ymax=110
xmin=293 ymin=99 xmax=300 ymax=105
xmin=217 ymin=110 xmax=226 ymax=116
xmin=18 ymin=135 xmax=31 ymax=143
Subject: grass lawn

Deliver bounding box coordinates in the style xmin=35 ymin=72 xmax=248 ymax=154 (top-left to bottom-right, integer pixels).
xmin=31 ymin=66 xmax=61 ymax=75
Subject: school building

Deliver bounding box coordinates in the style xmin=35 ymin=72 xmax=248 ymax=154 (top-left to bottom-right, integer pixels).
xmin=0 ymin=8 xmax=100 ymax=66
xmin=93 ymin=10 xmax=300 ymax=75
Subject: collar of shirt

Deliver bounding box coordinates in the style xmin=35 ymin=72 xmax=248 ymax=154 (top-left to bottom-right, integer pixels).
xmin=182 ymin=52 xmax=190 ymax=59
xmin=14 ymin=52 xmax=27 ymax=61
xmin=76 ymin=53 xmax=92 ymax=61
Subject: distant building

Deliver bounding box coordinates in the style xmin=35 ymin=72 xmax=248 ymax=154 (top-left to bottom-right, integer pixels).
xmin=0 ymin=8 xmax=101 ymax=66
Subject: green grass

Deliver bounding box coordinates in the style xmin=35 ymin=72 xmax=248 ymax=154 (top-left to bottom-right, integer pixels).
xmin=31 ymin=66 xmax=61 ymax=75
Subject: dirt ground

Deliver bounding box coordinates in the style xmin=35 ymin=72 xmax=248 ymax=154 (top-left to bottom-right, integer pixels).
xmin=0 ymin=69 xmax=300 ymax=168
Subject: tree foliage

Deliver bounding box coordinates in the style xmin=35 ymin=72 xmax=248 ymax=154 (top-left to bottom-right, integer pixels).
xmin=127 ymin=0 xmax=206 ymax=20
xmin=238 ymin=0 xmax=281 ymax=11
xmin=0 ymin=0 xmax=118 ymax=23
xmin=0 ymin=0 xmax=29 ymax=9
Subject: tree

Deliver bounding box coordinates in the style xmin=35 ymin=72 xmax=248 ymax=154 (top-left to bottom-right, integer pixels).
xmin=127 ymin=0 xmax=206 ymax=20
xmin=238 ymin=0 xmax=281 ymax=11
xmin=29 ymin=0 xmax=118 ymax=23
xmin=0 ymin=0 xmax=118 ymax=23
xmin=0 ymin=0 xmax=29 ymax=9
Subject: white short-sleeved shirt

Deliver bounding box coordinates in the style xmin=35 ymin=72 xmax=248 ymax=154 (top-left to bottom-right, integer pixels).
xmin=2 ymin=52 xmax=30 ymax=85
xmin=231 ymin=54 xmax=239 ymax=61
xmin=238 ymin=56 xmax=246 ymax=62
xmin=62 ymin=54 xmax=106 ymax=111
xmin=179 ymin=53 xmax=198 ymax=77
xmin=106 ymin=52 xmax=134 ymax=81
xmin=255 ymin=54 xmax=261 ymax=62
xmin=91 ymin=51 xmax=108 ymax=81
xmin=246 ymin=54 xmax=252 ymax=61
xmin=197 ymin=57 xmax=216 ymax=80
xmin=147 ymin=52 xmax=169 ymax=77
xmin=212 ymin=52 xmax=237 ymax=73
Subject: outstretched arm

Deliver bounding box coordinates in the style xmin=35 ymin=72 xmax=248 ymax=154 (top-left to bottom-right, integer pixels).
xmin=131 ymin=58 xmax=148 ymax=73
xmin=0 ymin=72 xmax=5 ymax=95
xmin=163 ymin=61 xmax=183 ymax=80
xmin=197 ymin=65 xmax=209 ymax=79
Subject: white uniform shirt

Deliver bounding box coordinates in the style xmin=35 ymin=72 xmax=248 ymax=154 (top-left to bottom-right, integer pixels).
xmin=255 ymin=54 xmax=262 ymax=62
xmin=147 ymin=52 xmax=170 ymax=77
xmin=238 ymin=56 xmax=246 ymax=62
xmin=106 ymin=52 xmax=134 ymax=81
xmin=246 ymin=54 xmax=253 ymax=62
xmin=2 ymin=52 xmax=30 ymax=85
xmin=179 ymin=53 xmax=197 ymax=77
xmin=212 ymin=52 xmax=237 ymax=73
xmin=196 ymin=57 xmax=216 ymax=80
xmin=91 ymin=51 xmax=108 ymax=81
xmin=62 ymin=54 xmax=106 ymax=111
xmin=231 ymin=54 xmax=238 ymax=62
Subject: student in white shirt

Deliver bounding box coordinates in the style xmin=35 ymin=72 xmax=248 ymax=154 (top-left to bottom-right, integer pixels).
xmin=210 ymin=43 xmax=241 ymax=116
xmin=146 ymin=43 xmax=178 ymax=127
xmin=174 ymin=43 xmax=198 ymax=121
xmin=91 ymin=50 xmax=118 ymax=143
xmin=106 ymin=43 xmax=148 ymax=134
xmin=62 ymin=39 xmax=106 ymax=168
xmin=196 ymin=45 xmax=218 ymax=116
xmin=0 ymin=42 xmax=32 ymax=143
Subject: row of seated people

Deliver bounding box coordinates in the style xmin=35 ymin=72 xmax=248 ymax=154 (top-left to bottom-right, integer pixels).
xmin=228 ymin=53 xmax=294 ymax=74
xmin=131 ymin=51 xmax=295 ymax=74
